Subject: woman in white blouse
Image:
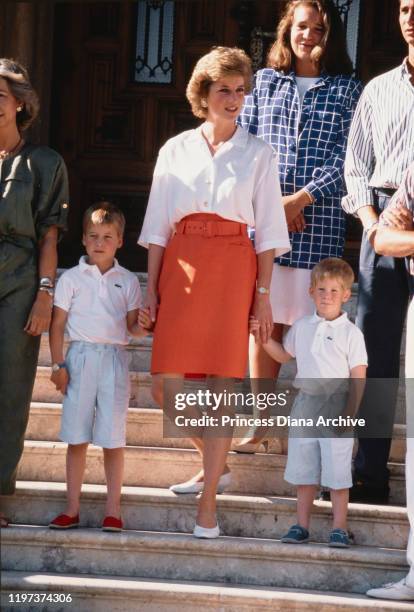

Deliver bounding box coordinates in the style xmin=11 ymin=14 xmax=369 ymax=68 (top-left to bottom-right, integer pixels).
xmin=139 ymin=46 xmax=290 ymax=538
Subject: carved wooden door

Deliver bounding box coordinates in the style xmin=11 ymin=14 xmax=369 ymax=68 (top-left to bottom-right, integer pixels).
xmin=51 ymin=1 xmax=240 ymax=271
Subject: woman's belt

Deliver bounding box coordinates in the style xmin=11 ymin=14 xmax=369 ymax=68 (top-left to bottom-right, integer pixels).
xmin=176 ymin=218 xmax=247 ymax=238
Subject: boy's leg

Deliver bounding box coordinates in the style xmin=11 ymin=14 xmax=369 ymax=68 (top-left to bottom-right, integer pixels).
xmin=321 ymin=437 xmax=353 ymax=533
xmin=59 ymin=343 xmax=98 ymax=517
xmin=330 ymin=488 xmax=349 ymax=531
xmin=65 ymin=443 xmax=89 ymax=516
xmin=284 ymin=418 xmax=321 ymax=531
xmin=93 ymin=347 xmax=129 ymax=519
xmin=297 ymin=485 xmax=318 ymax=530
xmin=103 ymin=447 xmax=124 ymax=518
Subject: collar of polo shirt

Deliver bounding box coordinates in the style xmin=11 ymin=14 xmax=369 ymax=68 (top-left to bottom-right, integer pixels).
xmin=78 ymin=255 xmax=123 ymax=277
xmin=310 ymin=311 xmax=348 ymax=327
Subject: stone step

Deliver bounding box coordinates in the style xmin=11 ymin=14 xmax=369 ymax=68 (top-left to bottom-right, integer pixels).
xmin=26 ymin=403 xmax=286 ymax=453
xmin=31 ymin=366 xmax=408 ymax=424
xmin=26 ymin=403 xmax=406 ymax=462
xmin=2 ymin=571 xmax=414 ymax=612
xmin=2 ymin=481 xmax=409 ymax=549
xmin=17 ymin=441 xmax=406 ymax=504
xmin=1 ymin=526 xmax=407 ymax=595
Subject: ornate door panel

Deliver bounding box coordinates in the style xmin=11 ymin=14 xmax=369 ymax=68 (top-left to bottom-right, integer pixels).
xmin=51 ymin=1 xmax=239 ymax=271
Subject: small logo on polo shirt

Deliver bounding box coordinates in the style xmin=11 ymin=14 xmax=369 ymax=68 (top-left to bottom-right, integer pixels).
xmin=326 ymin=336 xmax=333 ymax=341
xmin=114 ymin=283 xmax=122 ymax=288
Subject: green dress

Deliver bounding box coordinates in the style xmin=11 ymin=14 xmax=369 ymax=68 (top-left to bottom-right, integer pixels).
xmin=0 ymin=144 xmax=69 ymax=495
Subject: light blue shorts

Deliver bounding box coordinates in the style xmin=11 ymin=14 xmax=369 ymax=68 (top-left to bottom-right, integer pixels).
xmin=284 ymin=392 xmax=354 ymax=490
xmin=60 ymin=341 xmax=130 ymax=448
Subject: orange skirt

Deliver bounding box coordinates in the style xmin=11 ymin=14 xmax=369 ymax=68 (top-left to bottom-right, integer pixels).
xmin=151 ymin=214 xmax=257 ymax=378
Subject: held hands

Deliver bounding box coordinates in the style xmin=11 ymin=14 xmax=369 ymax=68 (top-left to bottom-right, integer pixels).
xmin=51 ymin=367 xmax=69 ymax=395
xmin=24 ymin=291 xmax=53 ymax=336
xmin=138 ymin=307 xmax=154 ymax=332
xmin=251 ymin=295 xmax=273 ymax=344
xmin=249 ymin=316 xmax=260 ymax=335
xmin=249 ymin=314 xmax=271 ymax=346
xmin=145 ymin=289 xmax=159 ymax=325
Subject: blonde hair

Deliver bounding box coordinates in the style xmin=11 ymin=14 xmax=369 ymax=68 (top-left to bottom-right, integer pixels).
xmin=311 ymin=257 xmax=354 ymax=290
xmin=267 ymin=0 xmax=353 ymax=76
xmin=83 ymin=201 xmax=126 ymax=236
xmin=0 ymin=58 xmax=39 ymax=131
xmin=186 ymin=46 xmax=252 ymax=119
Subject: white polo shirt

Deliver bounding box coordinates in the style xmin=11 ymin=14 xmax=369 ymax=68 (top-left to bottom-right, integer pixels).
xmin=138 ymin=125 xmax=291 ymax=255
xmin=54 ymin=257 xmax=142 ymax=345
xmin=284 ymin=312 xmax=367 ymax=391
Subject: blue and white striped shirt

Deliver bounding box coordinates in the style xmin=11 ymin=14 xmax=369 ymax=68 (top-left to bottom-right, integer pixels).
xmin=238 ymin=68 xmax=362 ymax=269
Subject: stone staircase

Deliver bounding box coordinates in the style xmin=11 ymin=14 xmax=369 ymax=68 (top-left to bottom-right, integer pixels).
xmin=1 ymin=286 xmax=413 ymax=611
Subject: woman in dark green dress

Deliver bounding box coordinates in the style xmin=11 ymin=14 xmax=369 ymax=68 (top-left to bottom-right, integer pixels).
xmin=0 ymin=59 xmax=69 ymax=526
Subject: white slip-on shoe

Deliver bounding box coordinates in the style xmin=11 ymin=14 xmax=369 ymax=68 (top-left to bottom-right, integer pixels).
xmin=170 ymin=472 xmax=231 ymax=495
xmin=169 ymin=480 xmax=203 ymax=494
xmin=366 ymin=578 xmax=414 ymax=600
xmin=193 ymin=522 xmax=220 ymax=539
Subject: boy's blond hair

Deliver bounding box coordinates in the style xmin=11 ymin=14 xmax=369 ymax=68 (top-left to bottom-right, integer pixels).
xmin=83 ymin=201 xmax=125 ymax=236
xmin=310 ymin=257 xmax=354 ymax=290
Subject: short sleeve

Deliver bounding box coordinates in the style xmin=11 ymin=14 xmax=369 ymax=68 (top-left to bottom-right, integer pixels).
xmin=54 ymin=272 xmax=74 ymax=312
xmin=283 ymin=322 xmax=298 ymax=358
xmin=33 ymin=151 xmax=70 ymax=240
xmin=252 ymin=146 xmax=291 ymax=255
xmin=347 ymin=326 xmax=368 ymax=370
xmin=127 ymin=276 xmax=143 ymax=311
xmin=138 ymin=145 xmax=173 ymax=249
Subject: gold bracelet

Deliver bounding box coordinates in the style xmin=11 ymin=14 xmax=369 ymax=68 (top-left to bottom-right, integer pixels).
xmin=304 ymin=190 xmax=314 ymax=204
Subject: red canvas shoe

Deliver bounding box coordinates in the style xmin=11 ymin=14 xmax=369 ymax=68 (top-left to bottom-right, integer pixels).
xmin=49 ymin=513 xmax=79 ymax=529
xmin=102 ymin=516 xmax=123 ymax=532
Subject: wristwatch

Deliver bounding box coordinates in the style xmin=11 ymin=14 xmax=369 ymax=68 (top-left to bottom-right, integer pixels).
xmin=51 ymin=362 xmax=66 ymax=372
xmin=256 ymin=286 xmax=270 ymax=295
xmin=39 ymin=276 xmax=55 ymax=289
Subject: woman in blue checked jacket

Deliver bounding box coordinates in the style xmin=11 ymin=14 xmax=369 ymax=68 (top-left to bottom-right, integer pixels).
xmin=235 ymin=0 xmax=362 ymax=451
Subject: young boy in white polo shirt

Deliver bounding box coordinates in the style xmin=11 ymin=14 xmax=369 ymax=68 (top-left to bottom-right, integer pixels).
xmin=48 ymin=202 xmax=151 ymax=532
xmin=250 ymin=258 xmax=367 ymax=547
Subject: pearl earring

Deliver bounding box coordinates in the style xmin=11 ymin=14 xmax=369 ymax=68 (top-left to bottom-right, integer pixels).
xmin=201 ymin=99 xmax=208 ymax=108
xmin=17 ymin=106 xmax=23 ymax=112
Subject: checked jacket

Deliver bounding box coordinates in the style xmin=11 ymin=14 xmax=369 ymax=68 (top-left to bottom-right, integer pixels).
xmin=238 ymin=69 xmax=362 ymax=269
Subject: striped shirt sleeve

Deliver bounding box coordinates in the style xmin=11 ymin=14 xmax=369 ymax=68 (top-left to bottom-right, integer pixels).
xmin=342 ymin=85 xmax=376 ymax=214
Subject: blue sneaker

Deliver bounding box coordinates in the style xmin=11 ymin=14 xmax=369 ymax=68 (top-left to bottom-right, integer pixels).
xmin=281 ymin=524 xmax=309 ymax=544
xmin=329 ymin=528 xmax=351 ymax=548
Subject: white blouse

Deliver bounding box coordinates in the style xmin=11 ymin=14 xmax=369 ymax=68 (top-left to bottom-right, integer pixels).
xmin=138 ymin=125 xmax=290 ymax=255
